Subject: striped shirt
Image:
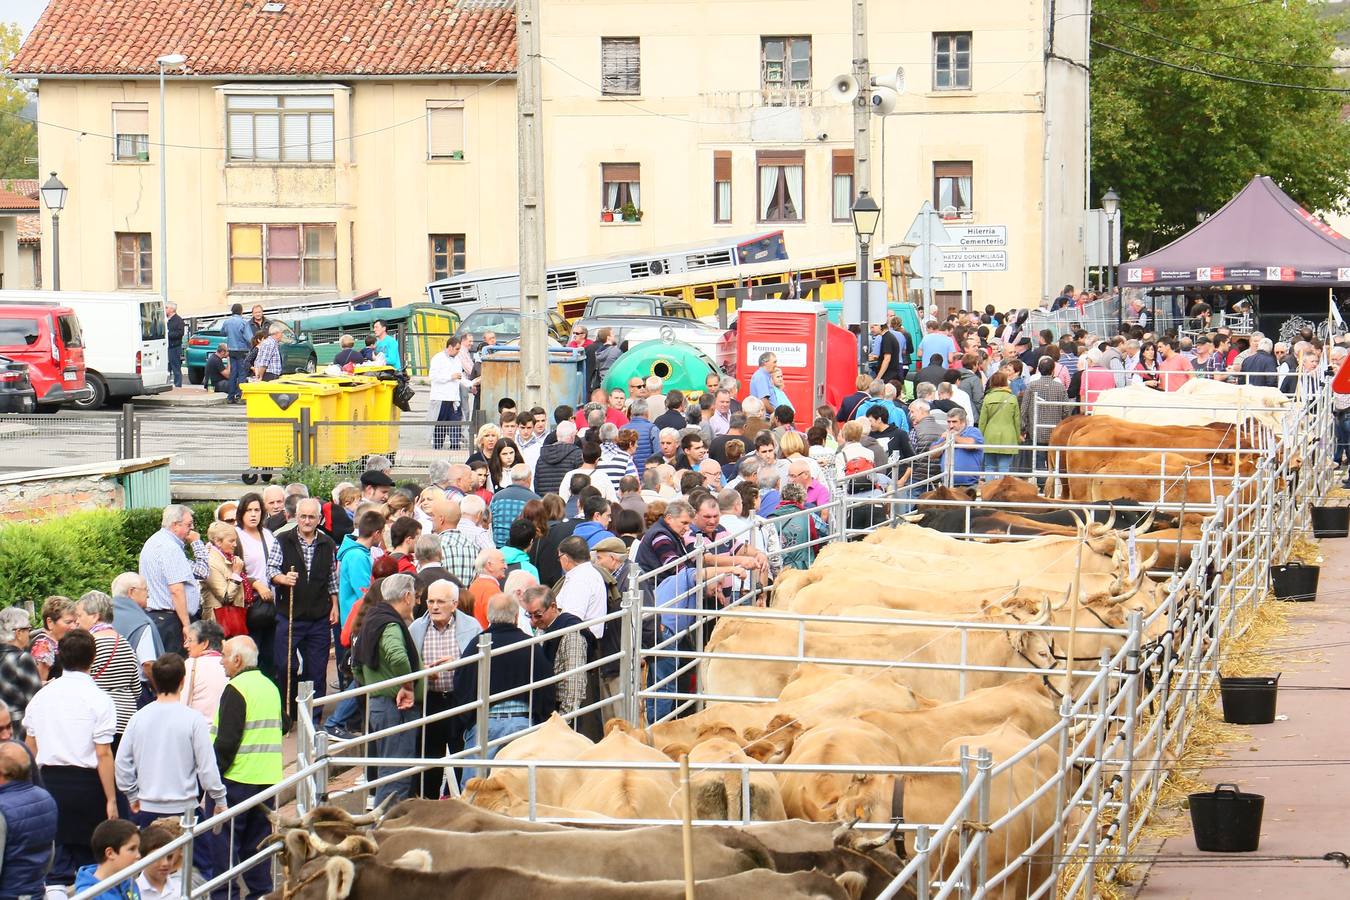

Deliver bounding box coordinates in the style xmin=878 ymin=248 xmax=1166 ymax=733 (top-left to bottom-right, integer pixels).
xmin=597 ymin=442 xmax=637 ymax=489
xmin=139 ymin=528 xmax=206 ymax=616
xmin=90 ymin=623 xmax=143 ymax=734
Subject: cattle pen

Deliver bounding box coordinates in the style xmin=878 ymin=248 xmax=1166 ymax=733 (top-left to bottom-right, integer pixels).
xmin=68 ymin=380 xmax=1332 ymax=900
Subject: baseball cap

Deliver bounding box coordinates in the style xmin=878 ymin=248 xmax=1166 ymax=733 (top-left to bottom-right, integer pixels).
xmin=592 ymin=537 xmax=629 ymax=555
xmin=360 ymin=470 xmax=396 ymax=488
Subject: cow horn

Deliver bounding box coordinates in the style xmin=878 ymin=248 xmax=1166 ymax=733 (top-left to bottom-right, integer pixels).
xmin=343 ymin=793 xmax=395 ymax=827
xmin=265 ymin=808 xmax=304 ymax=830
xmin=901 ymin=513 xmax=924 ymax=522
xmin=831 ymin=817 xmax=863 ymax=846
xmin=1103 ymin=504 xmax=1117 ymax=531
xmin=1033 ymin=597 xmax=1052 ymax=625
xmin=1067 ymin=509 xmax=1084 ymax=531
xmin=1140 ymin=549 xmax=1159 ymax=572
xmin=851 ymin=818 xmax=904 ymax=853
xmin=1051 ymin=587 xmax=1073 ymax=611
xmin=1137 ymin=509 xmax=1156 ymax=533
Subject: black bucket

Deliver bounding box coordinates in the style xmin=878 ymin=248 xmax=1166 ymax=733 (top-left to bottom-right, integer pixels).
xmin=1311 ymin=505 xmax=1350 ymax=539
xmin=1189 ymin=784 xmax=1264 ymax=852
xmin=1271 ymin=562 xmax=1320 ymax=602
xmin=1219 ymin=673 xmax=1280 ymax=725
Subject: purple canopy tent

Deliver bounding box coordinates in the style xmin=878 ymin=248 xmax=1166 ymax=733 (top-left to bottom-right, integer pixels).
xmin=1117 ymin=176 xmax=1350 ymax=289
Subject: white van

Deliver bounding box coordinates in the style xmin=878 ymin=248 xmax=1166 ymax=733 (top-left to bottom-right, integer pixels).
xmin=0 ymin=291 xmax=172 ymax=408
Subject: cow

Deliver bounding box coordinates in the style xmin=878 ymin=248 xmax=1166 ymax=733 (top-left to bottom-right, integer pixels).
xmin=273 ymin=854 xmax=868 ymax=900
xmin=909 ymin=505 xmax=1156 ymax=538
xmin=859 ymin=526 xmax=1131 ymax=576
xmin=478 ymin=713 xmax=596 ymax=807
xmin=980 ymin=476 xmax=1057 ymax=507
xmin=1084 ymin=452 xmax=1258 ymax=505
xmin=901 ymin=721 xmax=1066 ymax=900
xmin=1049 ymin=416 xmax=1243 ymax=500
xmin=382 ymin=797 xmax=570 ymax=833
xmin=669 ymin=734 xmax=787 ymax=822
xmin=773 ymin=719 xmax=905 ymax=825
xmin=701 ymin=604 xmax=1058 ymax=702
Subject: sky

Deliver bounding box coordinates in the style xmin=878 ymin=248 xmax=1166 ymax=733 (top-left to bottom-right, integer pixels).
xmin=8 ymin=0 xmax=49 ymax=39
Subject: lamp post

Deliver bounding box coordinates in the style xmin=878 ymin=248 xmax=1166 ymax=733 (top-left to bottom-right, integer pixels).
xmin=40 ymin=172 xmax=68 ymax=291
xmin=851 ymin=190 xmax=881 ymax=374
xmin=156 ymin=54 xmax=187 ymax=305
xmin=1102 ymin=187 xmax=1120 ymax=330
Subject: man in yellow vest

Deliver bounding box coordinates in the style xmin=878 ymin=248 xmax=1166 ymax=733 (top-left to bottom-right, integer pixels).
xmin=211 ymin=637 xmax=282 ymax=900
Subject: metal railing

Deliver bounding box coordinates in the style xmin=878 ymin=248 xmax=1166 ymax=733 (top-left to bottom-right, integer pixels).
xmin=66 ymin=380 xmax=1330 ymax=900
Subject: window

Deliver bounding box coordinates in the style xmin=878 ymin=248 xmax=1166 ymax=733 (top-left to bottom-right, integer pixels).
xmin=756 ymin=150 xmax=804 ymax=222
xmin=601 ymin=163 xmax=641 ymax=219
xmin=426 ymin=101 xmax=465 ymax=160
xmin=761 ymin=37 xmax=811 ymax=104
xmin=601 ymin=37 xmax=641 ymax=96
xmin=226 ymin=94 xmax=334 ymax=162
xmin=934 ymin=32 xmax=972 ymax=90
xmin=229 ymin=223 xmax=336 ymax=289
xmin=139 ymin=301 xmax=166 ymax=341
xmin=115 ymin=233 xmax=153 ymax=289
xmin=933 ymin=161 xmax=973 ymax=217
xmin=713 ymin=151 xmax=732 ymax=223
xmin=113 ymin=103 xmax=149 ymax=161
xmin=831 ymin=150 xmax=854 ymax=222
xmin=430 ymin=234 xmax=467 ymax=280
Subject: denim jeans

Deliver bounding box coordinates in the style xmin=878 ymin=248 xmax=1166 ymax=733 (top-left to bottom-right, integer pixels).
xmin=461 ymin=715 xmax=531 ymax=783
xmin=646 ymin=624 xmax=678 ymax=725
xmin=1335 ymin=412 xmax=1350 ymax=466
xmin=368 ymin=694 xmax=418 ymax=807
xmin=168 ymin=344 xmax=183 ymax=388
xmin=984 ymin=454 xmax=1014 ymax=477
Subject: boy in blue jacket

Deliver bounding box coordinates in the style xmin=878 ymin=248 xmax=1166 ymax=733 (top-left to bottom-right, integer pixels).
xmin=75 ymin=819 xmax=141 ymax=900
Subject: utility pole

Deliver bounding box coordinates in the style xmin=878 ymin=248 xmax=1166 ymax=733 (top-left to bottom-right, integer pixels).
xmin=852 ymin=0 xmax=872 ymax=372
xmin=517 ymin=0 xmax=548 ymax=411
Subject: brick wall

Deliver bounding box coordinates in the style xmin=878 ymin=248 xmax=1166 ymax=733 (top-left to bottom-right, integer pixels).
xmin=0 ymin=473 xmax=122 ymax=523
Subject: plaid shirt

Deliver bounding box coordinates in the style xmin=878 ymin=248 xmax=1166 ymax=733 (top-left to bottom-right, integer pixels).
xmin=254 ymin=336 xmax=283 ymax=375
xmin=438 ymin=529 xmax=479 ymax=585
xmin=266 ymin=532 xmax=340 ymax=596
xmin=0 ymin=645 xmax=41 ymax=736
xmin=551 ymin=630 xmax=589 ymax=716
xmin=139 ymin=528 xmax=205 ymax=616
xmin=421 ymin=619 xmax=459 ymax=692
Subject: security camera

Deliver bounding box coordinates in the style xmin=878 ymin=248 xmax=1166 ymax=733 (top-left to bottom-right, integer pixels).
xmin=817 ymin=132 xmax=828 ymax=142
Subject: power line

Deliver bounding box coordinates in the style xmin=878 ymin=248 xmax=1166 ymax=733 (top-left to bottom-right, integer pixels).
xmin=1092 ymin=39 xmax=1350 ymax=93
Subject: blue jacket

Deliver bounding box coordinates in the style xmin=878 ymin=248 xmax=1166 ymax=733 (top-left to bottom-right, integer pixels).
xmin=222 ymin=314 xmax=253 ymax=352
xmin=337 ymin=535 xmax=373 ymax=623
xmin=111 ymin=595 xmax=164 ymax=665
xmin=74 ymin=866 xmax=139 ymax=900
xmin=573 ymin=521 xmax=616 ymax=548
xmin=628 ymin=417 xmax=658 ymax=477
xmin=0 ymin=779 xmax=58 ymax=900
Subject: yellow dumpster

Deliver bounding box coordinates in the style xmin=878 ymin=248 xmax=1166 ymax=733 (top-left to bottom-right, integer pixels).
xmin=240 ymin=379 xmax=342 ymax=476
xmin=351 ymin=365 xmax=401 ymax=456
xmin=277 ymin=374 xmax=376 ymax=464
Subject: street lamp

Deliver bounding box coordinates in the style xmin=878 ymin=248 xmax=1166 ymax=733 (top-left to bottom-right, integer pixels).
xmin=1102 ymin=187 xmax=1120 ymax=330
xmin=851 ymin=190 xmax=882 ymax=373
xmin=40 ymin=172 xmax=68 ymax=291
xmin=156 ymin=53 xmax=187 ymax=305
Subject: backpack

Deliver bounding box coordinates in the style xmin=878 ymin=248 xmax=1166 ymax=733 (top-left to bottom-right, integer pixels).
xmin=842 ymin=455 xmax=873 ymax=495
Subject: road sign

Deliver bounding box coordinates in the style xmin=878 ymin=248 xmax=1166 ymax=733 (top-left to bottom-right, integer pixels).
xmin=902 ymin=201 xmax=954 ymax=246
xmin=940 ymin=250 xmax=1008 ymax=273
xmin=910 ymin=245 xmax=947 ymax=278
xmin=842 ymin=279 xmax=888 ymax=326
xmin=941 ymin=225 xmax=1007 ymax=248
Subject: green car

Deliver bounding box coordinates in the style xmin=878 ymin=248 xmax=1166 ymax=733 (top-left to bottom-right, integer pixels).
xmin=185 ymin=316 xmax=317 ymax=384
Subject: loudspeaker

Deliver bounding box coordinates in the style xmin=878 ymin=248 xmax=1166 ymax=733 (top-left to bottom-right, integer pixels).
xmin=829 ymin=74 xmax=859 ymax=104
xmin=871 ymin=85 xmax=899 ymax=115
xmin=872 ymin=67 xmax=906 ymax=94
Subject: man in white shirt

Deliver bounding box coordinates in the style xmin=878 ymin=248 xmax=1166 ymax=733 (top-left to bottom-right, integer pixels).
xmin=559 ymin=441 xmax=618 ymax=502
xmin=428 ymin=336 xmax=465 ymax=450
xmin=23 ymin=629 xmax=118 ymax=886
xmin=456 ymin=494 xmax=496 ymax=553
xmin=554 ymin=537 xmax=607 ymax=638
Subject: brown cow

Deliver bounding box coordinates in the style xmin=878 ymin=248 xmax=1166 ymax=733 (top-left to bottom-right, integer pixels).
xmin=980 ymin=476 xmax=1058 ymax=507
xmin=773 ymin=719 xmax=905 ymax=824
xmin=1085 ymin=453 xmax=1258 ymax=505
xmin=1050 ymin=416 xmax=1242 ymax=500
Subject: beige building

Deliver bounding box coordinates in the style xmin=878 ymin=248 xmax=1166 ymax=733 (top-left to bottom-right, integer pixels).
xmin=11 ymin=0 xmax=1088 ymax=314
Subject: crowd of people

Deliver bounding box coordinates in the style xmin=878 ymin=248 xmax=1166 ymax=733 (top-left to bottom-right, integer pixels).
xmin=1 ymin=299 xmax=1344 ymax=900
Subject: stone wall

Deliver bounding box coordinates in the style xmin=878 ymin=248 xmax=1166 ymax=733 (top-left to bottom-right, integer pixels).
xmin=0 ymin=473 xmax=122 ymax=523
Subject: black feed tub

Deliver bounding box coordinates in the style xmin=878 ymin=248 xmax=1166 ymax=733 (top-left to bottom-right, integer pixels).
xmin=1271 ymin=562 xmax=1319 ymax=602
xmin=1189 ymin=784 xmax=1264 ymax=852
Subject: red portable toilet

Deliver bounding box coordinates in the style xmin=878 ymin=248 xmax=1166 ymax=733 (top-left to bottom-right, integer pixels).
xmin=824 ymin=322 xmax=864 ymax=410
xmin=736 ymin=300 xmax=826 ymax=416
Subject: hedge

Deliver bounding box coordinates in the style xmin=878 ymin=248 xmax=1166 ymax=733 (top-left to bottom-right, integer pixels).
xmin=0 ymin=502 xmax=219 ymax=609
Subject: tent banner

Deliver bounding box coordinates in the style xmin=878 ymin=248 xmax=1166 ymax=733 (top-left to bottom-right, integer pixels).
xmin=1122 ymin=264 xmax=1350 ymax=287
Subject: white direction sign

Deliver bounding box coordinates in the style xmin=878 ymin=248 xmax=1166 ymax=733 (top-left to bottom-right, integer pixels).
xmin=942 ymin=225 xmax=1007 ymax=248
xmin=902 ymin=201 xmax=955 ymax=246
xmin=940 ymin=250 xmax=1008 ymax=273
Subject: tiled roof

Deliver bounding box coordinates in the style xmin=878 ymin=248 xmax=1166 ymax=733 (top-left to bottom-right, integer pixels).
xmin=0 ymin=179 xmax=39 ymax=200
xmin=17 ymin=215 xmax=40 ymax=245
xmin=0 ymin=188 xmax=39 ymax=212
xmin=10 ymin=0 xmax=517 ymax=77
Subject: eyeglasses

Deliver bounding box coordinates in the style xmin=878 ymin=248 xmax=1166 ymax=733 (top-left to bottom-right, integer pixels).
xmin=527 ymin=609 xmax=548 ymax=621
xmin=573 ymin=331 xmax=585 ymax=336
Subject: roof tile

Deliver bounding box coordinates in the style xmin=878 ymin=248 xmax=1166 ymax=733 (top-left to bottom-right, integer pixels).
xmin=10 ymin=0 xmax=517 ymax=77
xmin=0 ymin=188 xmax=39 ymax=212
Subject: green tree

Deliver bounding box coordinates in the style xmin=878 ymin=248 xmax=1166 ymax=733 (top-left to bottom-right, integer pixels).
xmin=1092 ymin=1 xmax=1350 ymax=250
xmin=0 ymin=21 xmax=36 ymax=179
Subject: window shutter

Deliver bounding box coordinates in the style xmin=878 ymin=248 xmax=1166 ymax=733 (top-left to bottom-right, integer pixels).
xmin=756 ymin=149 xmax=805 ymax=167
xmin=934 ymin=161 xmax=972 ymax=179
xmin=114 ymin=104 xmax=148 ymax=135
xmin=254 ymin=113 xmax=280 ymax=160
xmin=282 ymin=115 xmax=309 ymax=161
xmin=713 ymin=151 xmax=731 ymax=181
xmin=831 ymin=149 xmax=854 ymax=176
xmin=601 ymin=38 xmax=640 ymax=95
xmin=602 ymin=162 xmax=640 ymax=182
xmin=427 ymin=103 xmax=464 ymax=158
xmin=228 ymin=114 xmax=254 ymax=159
xmin=310 ymin=112 xmax=334 ymax=161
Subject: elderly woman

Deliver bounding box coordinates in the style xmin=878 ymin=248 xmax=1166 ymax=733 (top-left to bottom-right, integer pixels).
xmin=75 ymin=591 xmax=143 ymax=738
xmin=0 ymin=606 xmax=40 ymax=737
xmin=333 ymin=333 xmax=363 ymax=368
xmin=28 ymin=595 xmax=76 ymax=681
xmin=777 ymin=431 xmax=823 ymax=484
xmin=181 ymin=619 xmax=229 ymax=720
xmin=465 ymin=423 xmax=501 ymax=468
xmin=202 ymin=519 xmax=247 ymax=637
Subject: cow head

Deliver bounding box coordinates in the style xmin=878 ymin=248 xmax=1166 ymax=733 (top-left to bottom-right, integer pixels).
xmin=836 ymin=772 xmax=899 ymax=825
xmin=460 ymin=775 xmax=519 ymax=812
xmin=743 ymin=714 xmax=805 ymax=764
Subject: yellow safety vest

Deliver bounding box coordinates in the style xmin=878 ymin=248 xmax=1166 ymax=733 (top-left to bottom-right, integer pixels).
xmin=214 ymin=668 xmax=284 ymax=785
